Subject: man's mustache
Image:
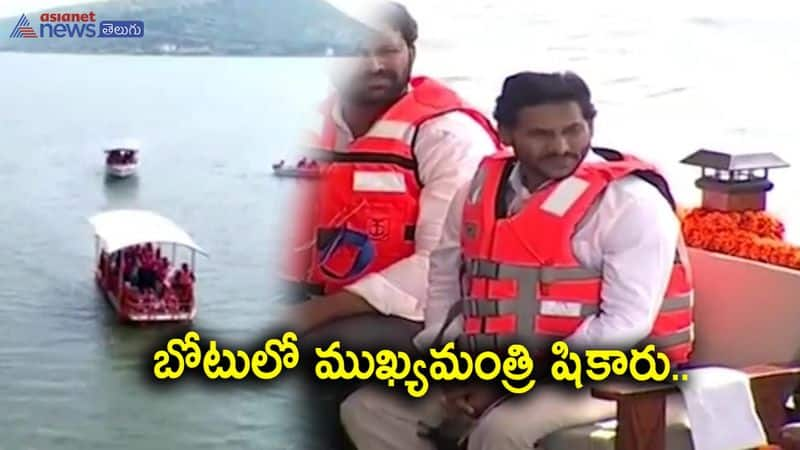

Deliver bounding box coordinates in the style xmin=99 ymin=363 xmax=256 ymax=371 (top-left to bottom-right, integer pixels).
xmin=361 ymin=70 xmax=398 ymax=81
xmin=541 ymin=154 xmax=578 ymax=161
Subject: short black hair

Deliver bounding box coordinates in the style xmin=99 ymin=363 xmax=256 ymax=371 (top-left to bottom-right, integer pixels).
xmin=371 ymin=1 xmax=418 ymax=48
xmin=493 ymin=71 xmax=597 ymax=128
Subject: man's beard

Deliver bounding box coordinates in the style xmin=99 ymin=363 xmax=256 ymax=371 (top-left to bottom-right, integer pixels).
xmin=349 ymin=70 xmax=410 ymax=106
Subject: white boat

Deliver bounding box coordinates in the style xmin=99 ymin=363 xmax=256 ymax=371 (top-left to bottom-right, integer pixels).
xmin=88 ymin=209 xmax=208 ymax=323
xmin=272 ymin=165 xmax=321 ymax=178
xmin=104 ymin=140 xmax=139 ymax=178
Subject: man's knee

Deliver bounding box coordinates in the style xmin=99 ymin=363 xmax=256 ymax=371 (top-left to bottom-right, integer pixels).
xmin=468 ymin=407 xmax=532 ymax=450
xmin=304 ymin=315 xmax=422 ymax=353
xmin=340 ymin=388 xmax=377 ymax=434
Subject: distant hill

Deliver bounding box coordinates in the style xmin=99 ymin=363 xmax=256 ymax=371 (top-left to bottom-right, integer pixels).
xmin=0 ymin=0 xmax=371 ymax=56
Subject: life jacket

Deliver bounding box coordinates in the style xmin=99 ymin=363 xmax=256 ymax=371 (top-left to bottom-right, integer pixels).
xmin=458 ymin=148 xmax=694 ymax=365
xmin=141 ymin=253 xmax=156 ymax=270
xmin=157 ymin=261 xmax=168 ymax=280
xmin=178 ymin=269 xmax=193 ymax=286
xmin=280 ymin=75 xmax=503 ymax=297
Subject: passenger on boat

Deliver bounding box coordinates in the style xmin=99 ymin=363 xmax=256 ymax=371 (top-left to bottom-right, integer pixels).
xmin=136 ymin=247 xmax=159 ymax=291
xmin=296 ymin=157 xmax=308 ymax=168
xmin=142 ymin=242 xmax=154 ymax=259
xmin=180 ymin=263 xmax=195 ymax=283
xmin=123 ymin=257 xmax=138 ymax=285
xmin=278 ymin=2 xmax=503 ymax=448
xmin=156 ymin=256 xmax=170 ymax=281
xmin=340 ymin=72 xmax=694 ymax=450
xmin=172 ymin=263 xmax=195 ymax=302
xmin=98 ymin=251 xmax=107 ymax=271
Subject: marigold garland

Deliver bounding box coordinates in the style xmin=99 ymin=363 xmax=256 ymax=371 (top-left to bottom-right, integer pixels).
xmin=679 ymin=207 xmax=800 ymax=270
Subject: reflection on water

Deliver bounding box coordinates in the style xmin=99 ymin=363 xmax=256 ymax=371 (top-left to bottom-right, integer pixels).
xmin=103 ymin=175 xmax=141 ymax=206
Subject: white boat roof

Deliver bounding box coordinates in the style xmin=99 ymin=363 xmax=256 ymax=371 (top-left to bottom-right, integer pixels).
xmin=88 ymin=210 xmax=207 ymax=255
xmin=104 ymin=148 xmax=138 ymax=153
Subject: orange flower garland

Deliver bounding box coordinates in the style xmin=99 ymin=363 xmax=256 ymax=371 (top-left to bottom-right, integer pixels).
xmin=679 ymin=207 xmax=800 ymax=270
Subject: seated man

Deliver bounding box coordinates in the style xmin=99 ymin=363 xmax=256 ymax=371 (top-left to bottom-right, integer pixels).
xmin=277 ymin=2 xmax=502 ymax=448
xmin=340 ymin=71 xmax=693 ymax=450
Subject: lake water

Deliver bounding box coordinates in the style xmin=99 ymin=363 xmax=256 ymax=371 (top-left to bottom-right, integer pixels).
xmin=0 ymin=52 xmax=329 ymax=450
xmin=2 ymin=1 xmax=799 ymax=448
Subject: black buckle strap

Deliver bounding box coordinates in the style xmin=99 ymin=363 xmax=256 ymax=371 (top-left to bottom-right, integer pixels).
xmin=404 ymin=225 xmax=416 ymax=241
xmin=316 ymin=228 xmax=337 ymax=250
xmin=469 ymin=260 xmax=499 ymax=278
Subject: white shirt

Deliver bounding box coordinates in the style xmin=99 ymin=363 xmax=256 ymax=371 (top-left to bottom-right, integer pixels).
xmin=413 ymin=150 xmax=681 ymax=351
xmin=329 ymin=95 xmax=499 ymax=321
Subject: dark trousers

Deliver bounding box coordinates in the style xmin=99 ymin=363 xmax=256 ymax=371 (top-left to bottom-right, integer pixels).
xmin=298 ymin=313 xmax=423 ymax=450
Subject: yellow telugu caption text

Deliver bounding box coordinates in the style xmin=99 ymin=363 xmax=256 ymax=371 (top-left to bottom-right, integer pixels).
xmin=153 ymin=331 xmax=299 ymax=380
xmin=315 ymin=341 xmax=677 ymax=397
xmin=152 ymin=332 xmax=681 ymax=397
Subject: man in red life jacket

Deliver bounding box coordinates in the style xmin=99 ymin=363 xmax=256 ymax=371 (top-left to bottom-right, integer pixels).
xmin=280 ymin=2 xmax=501 ymax=348
xmin=341 ymin=72 xmax=694 ymax=450
xmin=173 ymin=263 xmax=194 ymax=302
xmin=278 ymin=3 xmax=502 ymax=450
xmin=156 ymin=257 xmax=169 ymax=281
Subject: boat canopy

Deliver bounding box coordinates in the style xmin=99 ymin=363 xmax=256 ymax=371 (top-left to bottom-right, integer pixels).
xmin=104 ymin=148 xmax=139 ymax=154
xmin=88 ymin=210 xmax=207 ymax=255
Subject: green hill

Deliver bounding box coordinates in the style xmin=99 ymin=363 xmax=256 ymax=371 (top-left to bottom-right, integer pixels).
xmin=0 ymin=0 xmax=371 ymax=56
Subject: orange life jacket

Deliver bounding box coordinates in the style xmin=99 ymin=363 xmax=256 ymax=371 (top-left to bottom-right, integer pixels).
xmin=280 ymin=76 xmax=503 ymax=297
xmin=178 ymin=269 xmax=193 ymax=286
xmin=459 ymin=148 xmax=694 ymax=365
xmin=141 ymin=252 xmax=156 ymax=270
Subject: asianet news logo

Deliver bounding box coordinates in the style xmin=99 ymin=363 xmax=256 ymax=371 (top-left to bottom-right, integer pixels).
xmin=9 ymin=12 xmax=144 ymax=39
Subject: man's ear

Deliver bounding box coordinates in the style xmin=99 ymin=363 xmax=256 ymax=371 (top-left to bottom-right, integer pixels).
xmin=498 ymin=125 xmax=513 ymax=146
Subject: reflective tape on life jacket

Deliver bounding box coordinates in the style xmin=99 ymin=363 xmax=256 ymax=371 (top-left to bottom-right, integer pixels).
xmin=280 ymin=76 xmax=503 ymax=297
xmin=461 ymin=259 xmax=693 ymax=350
xmin=458 ymin=148 xmax=694 ymax=365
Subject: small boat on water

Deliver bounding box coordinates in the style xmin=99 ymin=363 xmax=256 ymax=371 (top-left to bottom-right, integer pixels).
xmin=104 ymin=143 xmax=139 ymax=179
xmin=272 ymin=165 xmax=321 ymax=178
xmin=88 ymin=209 xmax=208 ymax=323
xmin=272 ymin=158 xmax=320 ymax=178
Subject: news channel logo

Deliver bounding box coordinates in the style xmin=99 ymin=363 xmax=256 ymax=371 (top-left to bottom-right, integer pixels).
xmin=9 ymin=12 xmax=144 ymax=39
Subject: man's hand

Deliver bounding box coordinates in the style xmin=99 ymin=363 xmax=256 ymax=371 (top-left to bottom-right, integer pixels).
xmin=283 ymin=297 xmax=322 ymax=336
xmin=441 ymin=383 xmax=504 ymax=419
